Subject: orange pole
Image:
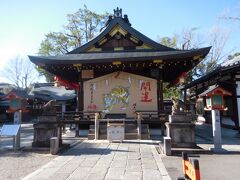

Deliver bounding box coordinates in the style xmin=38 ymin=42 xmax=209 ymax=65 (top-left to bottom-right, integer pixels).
xmin=182 ymin=152 xmax=188 ymax=177
xmin=181 ymin=152 xmax=200 ymax=180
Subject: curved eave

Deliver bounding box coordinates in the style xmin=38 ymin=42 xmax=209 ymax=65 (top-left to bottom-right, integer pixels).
xmin=68 ymin=17 xmax=175 ymax=54
xmin=29 ymin=47 xmax=211 ymax=65
xmin=183 ymin=61 xmax=240 ymax=90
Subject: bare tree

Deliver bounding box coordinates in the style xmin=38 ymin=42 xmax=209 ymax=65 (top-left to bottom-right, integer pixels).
xmin=2 ymin=56 xmax=39 ymax=89
xmin=178 ymin=27 xmax=229 ymax=77
xmin=178 ymin=28 xmax=208 ymax=51
xmin=207 ymin=27 xmax=230 ymax=69
xmin=160 ymin=26 xmax=230 ymax=80
xmin=219 ymin=6 xmax=240 ymax=22
xmin=220 ymin=16 xmax=240 ymax=21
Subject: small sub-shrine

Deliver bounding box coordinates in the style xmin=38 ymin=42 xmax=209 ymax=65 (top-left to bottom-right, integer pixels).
xmin=29 ymin=8 xmax=210 ymax=140
xmin=1 ymin=90 xmax=29 ymax=150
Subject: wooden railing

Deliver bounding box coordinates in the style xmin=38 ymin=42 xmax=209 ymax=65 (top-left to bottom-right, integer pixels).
xmin=135 ymin=110 xmax=169 ymax=122
xmin=56 ymin=111 xmax=102 ymax=123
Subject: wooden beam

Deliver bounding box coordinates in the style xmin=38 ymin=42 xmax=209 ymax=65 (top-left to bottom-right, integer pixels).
xmin=157 ymin=68 xmax=164 ymax=115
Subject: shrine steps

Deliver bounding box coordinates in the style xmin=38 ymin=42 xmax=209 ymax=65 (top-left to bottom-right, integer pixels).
xmin=88 ymin=123 xmax=150 ymax=140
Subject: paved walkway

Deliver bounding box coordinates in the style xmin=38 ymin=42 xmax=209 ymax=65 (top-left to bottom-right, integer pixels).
xmin=162 ymin=124 xmax=240 ymax=180
xmin=23 ymin=140 xmax=171 ymax=180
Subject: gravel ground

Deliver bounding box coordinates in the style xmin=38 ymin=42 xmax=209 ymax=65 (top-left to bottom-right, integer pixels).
xmin=0 ymin=149 xmax=55 ymax=180
xmin=0 ymin=123 xmax=82 ymax=180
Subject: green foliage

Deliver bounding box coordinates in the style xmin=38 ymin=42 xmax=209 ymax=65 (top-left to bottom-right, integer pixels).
xmin=35 ymin=65 xmax=55 ymax=82
xmin=163 ymin=82 xmax=180 ymax=99
xmin=159 ymin=36 xmax=177 ymax=48
xmin=37 ymin=5 xmax=109 ymax=81
xmin=39 ymin=32 xmax=70 ymax=56
xmin=159 ymin=36 xmax=185 ymax=99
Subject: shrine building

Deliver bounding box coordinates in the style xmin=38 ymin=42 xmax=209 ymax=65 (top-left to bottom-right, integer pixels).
xmin=29 ymin=8 xmax=210 ymax=137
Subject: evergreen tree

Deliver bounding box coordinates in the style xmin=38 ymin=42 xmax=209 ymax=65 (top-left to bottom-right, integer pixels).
xmin=37 ymin=5 xmax=109 ymax=82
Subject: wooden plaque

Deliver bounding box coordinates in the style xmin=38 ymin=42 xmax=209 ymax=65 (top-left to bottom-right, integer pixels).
xmin=81 ymin=70 xmax=94 ymax=79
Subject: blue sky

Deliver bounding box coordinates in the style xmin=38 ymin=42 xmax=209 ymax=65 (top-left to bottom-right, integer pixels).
xmin=0 ymin=0 xmax=240 ymax=82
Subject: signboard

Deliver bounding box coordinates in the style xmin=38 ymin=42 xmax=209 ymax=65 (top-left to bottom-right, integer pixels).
xmin=0 ymin=124 xmax=20 ymax=136
xmin=14 ymin=112 xmax=21 ymax=124
xmin=107 ymin=123 xmax=125 ymax=142
xmin=82 ymin=70 xmax=94 ymax=79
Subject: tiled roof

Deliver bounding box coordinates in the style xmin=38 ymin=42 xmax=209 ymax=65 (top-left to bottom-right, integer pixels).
xmin=29 ymin=86 xmax=76 ymax=101
xmin=221 ymin=55 xmax=240 ymax=67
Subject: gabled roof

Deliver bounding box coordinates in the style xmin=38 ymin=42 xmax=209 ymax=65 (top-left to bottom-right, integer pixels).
xmin=199 ymin=85 xmax=232 ymax=97
xmin=68 ymin=11 xmax=175 ymax=54
xmin=0 ymin=83 xmax=15 ymax=94
xmin=33 ymin=83 xmax=55 ymax=88
xmin=3 ymin=89 xmax=30 ymax=100
xmin=29 ymin=47 xmax=211 ymax=65
xmin=29 ymin=86 xmax=76 ymax=101
xmin=29 ymin=8 xmax=211 ymax=83
xmin=221 ymin=55 xmax=240 ymax=67
xmin=183 ymin=55 xmax=240 ymax=90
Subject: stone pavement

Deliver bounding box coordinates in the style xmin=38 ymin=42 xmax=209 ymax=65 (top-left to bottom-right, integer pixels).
xmin=196 ymin=123 xmax=240 ymax=151
xmin=162 ymin=124 xmax=240 ymax=180
xmin=23 ymin=140 xmax=171 ymax=180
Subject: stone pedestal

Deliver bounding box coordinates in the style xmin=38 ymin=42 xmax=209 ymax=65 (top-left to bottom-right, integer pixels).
xmin=164 ymin=137 xmax=172 ymax=155
xmin=32 ymin=115 xmax=62 ymax=147
xmin=165 ymin=114 xmax=196 ymax=148
xmin=50 ymin=137 xmax=59 ymax=155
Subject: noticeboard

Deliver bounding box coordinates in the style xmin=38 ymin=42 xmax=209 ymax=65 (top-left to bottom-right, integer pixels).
xmin=0 ymin=124 xmax=20 ymax=136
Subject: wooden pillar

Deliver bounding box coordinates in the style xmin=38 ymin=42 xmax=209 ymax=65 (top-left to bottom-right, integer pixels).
xmin=157 ymin=68 xmax=164 ymax=115
xmin=183 ymin=89 xmax=187 ymax=103
xmin=75 ymin=80 xmax=84 ymax=137
xmin=79 ymin=80 xmax=84 ymax=112
xmin=75 ymin=85 xmax=80 ymax=137
xmin=76 ymin=88 xmax=80 ymax=111
xmin=233 ymin=78 xmax=240 ymax=130
xmin=195 ymin=85 xmax=198 ymax=97
xmin=61 ymin=102 xmax=66 ymax=134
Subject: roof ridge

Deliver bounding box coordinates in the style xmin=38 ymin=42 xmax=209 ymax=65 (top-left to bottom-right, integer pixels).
xmin=68 ymin=9 xmax=176 ymax=54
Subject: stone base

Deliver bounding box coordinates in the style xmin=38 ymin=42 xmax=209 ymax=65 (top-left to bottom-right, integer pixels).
xmin=169 ymin=114 xmax=195 ymax=123
xmin=32 ymin=123 xmax=62 ymax=147
xmin=165 ymin=122 xmax=196 ymax=148
xmin=38 ymin=115 xmax=57 ymax=122
xmin=158 ymin=143 xmax=209 ymax=155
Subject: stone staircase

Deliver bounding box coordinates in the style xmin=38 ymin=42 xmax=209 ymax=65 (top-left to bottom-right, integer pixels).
xmin=88 ymin=121 xmax=150 ymax=140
